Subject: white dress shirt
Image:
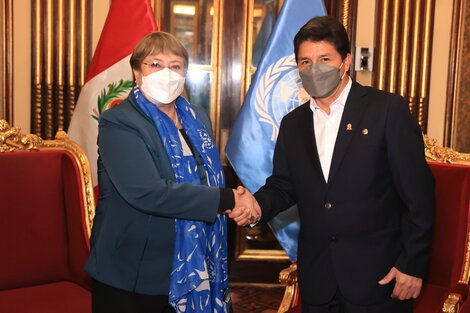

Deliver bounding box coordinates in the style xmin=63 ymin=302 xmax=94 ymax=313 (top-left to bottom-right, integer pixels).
xmin=310 ymin=78 xmax=352 ymax=182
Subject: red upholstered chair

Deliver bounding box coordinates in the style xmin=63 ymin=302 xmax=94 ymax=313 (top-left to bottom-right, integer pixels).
xmin=413 ymin=160 xmax=470 ymax=313
xmin=460 ymin=296 xmax=470 ymax=313
xmin=0 ymin=120 xmax=95 ymax=313
xmin=277 ymin=136 xmax=470 ymax=313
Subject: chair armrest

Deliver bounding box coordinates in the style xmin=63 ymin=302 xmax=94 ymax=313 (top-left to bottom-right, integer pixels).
xmin=278 ymin=263 xmax=299 ymax=313
xmin=442 ymin=293 xmax=462 ymax=313
xmin=442 ymin=283 xmax=470 ymax=313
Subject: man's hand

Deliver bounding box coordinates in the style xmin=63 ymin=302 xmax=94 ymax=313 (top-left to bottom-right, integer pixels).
xmin=378 ymin=267 xmax=422 ymax=300
xmin=226 ymin=186 xmax=261 ymax=226
xmin=249 ymin=199 xmax=262 ymax=226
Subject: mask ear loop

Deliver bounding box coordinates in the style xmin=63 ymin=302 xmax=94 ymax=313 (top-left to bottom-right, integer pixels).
xmin=339 ymin=62 xmax=346 ymax=80
xmin=319 ymin=62 xmax=345 ymax=99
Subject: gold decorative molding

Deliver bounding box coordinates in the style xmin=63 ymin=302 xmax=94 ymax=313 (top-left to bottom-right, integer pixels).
xmin=442 ymin=293 xmax=461 ymax=313
xmin=277 ymin=263 xmax=298 ymax=313
xmin=0 ymin=120 xmax=42 ymax=152
xmin=0 ymin=119 xmax=95 ymax=237
xmin=279 ymin=262 xmax=297 ymax=285
xmin=424 ymin=135 xmax=470 ymax=165
xmin=340 ymin=0 xmax=350 ymax=31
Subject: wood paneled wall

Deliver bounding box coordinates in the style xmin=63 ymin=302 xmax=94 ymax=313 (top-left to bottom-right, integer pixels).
xmin=31 ymin=0 xmax=90 ymax=139
xmin=374 ymin=0 xmax=435 ymax=132
xmin=324 ymin=0 xmax=358 ymax=79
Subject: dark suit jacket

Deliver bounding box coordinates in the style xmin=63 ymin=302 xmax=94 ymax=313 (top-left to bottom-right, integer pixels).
xmin=85 ymin=91 xmax=220 ymax=295
xmin=254 ymin=81 xmax=435 ymax=306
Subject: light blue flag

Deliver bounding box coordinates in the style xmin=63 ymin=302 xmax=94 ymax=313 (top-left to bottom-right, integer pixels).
xmin=225 ymin=0 xmax=326 ymax=262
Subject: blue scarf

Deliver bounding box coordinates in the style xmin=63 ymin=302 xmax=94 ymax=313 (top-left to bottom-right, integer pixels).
xmin=134 ymin=87 xmax=229 ymax=313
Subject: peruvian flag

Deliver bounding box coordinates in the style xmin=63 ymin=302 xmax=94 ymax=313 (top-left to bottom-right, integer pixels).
xmin=68 ymin=0 xmax=157 ymax=186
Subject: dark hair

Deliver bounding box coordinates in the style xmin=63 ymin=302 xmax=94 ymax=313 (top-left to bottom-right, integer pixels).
xmin=293 ymin=16 xmax=350 ymax=62
xmin=130 ymin=32 xmax=189 ymax=71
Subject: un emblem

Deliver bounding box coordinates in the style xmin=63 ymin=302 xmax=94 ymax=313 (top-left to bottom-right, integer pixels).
xmin=254 ymin=54 xmax=310 ymax=141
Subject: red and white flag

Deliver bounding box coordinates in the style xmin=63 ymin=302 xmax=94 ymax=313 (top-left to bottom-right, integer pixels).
xmin=68 ymin=0 xmax=157 ymax=186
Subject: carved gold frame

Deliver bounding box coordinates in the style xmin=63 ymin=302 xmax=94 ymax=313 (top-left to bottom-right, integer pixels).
xmin=424 ymin=135 xmax=470 ymax=165
xmin=0 ymin=119 xmax=95 ymax=237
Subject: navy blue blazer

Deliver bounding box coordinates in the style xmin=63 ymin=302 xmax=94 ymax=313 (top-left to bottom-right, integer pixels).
xmin=85 ymin=91 xmax=220 ymax=295
xmin=254 ymin=81 xmax=435 ymax=306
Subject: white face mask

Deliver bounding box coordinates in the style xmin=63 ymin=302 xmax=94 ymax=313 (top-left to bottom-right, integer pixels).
xmin=140 ymin=67 xmax=185 ymax=105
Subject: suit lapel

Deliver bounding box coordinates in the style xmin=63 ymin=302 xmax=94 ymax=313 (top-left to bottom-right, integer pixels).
xmin=298 ymin=102 xmax=324 ymax=183
xmin=327 ymin=81 xmax=369 ymax=185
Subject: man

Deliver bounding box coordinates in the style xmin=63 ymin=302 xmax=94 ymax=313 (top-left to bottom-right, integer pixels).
xmin=233 ymin=16 xmax=435 ymax=313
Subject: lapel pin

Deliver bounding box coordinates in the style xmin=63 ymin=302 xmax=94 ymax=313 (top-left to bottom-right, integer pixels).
xmin=346 ymin=123 xmax=353 ymax=131
xmin=362 ymin=128 xmax=369 ymax=135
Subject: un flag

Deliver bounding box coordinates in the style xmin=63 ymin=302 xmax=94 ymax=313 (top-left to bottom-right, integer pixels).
xmin=225 ymin=0 xmax=326 ymax=261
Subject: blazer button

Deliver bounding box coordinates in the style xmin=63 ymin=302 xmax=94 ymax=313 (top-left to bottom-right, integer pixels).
xmin=331 ymin=235 xmax=337 ymax=242
xmin=324 ymin=202 xmax=332 ymax=209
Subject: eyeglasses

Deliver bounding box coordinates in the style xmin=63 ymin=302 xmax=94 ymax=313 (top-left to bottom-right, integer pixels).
xmin=142 ymin=61 xmax=184 ymax=73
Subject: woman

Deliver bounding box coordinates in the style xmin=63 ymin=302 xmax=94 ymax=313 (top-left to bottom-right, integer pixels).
xmin=85 ymin=32 xmax=250 ymax=313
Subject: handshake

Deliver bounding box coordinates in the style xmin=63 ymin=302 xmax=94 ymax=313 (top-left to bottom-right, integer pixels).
xmin=225 ymin=186 xmax=262 ymax=227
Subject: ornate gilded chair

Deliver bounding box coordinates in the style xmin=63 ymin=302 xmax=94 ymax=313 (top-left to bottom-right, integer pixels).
xmin=278 ymin=136 xmax=470 ymax=313
xmin=0 ymin=120 xmax=95 ymax=313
